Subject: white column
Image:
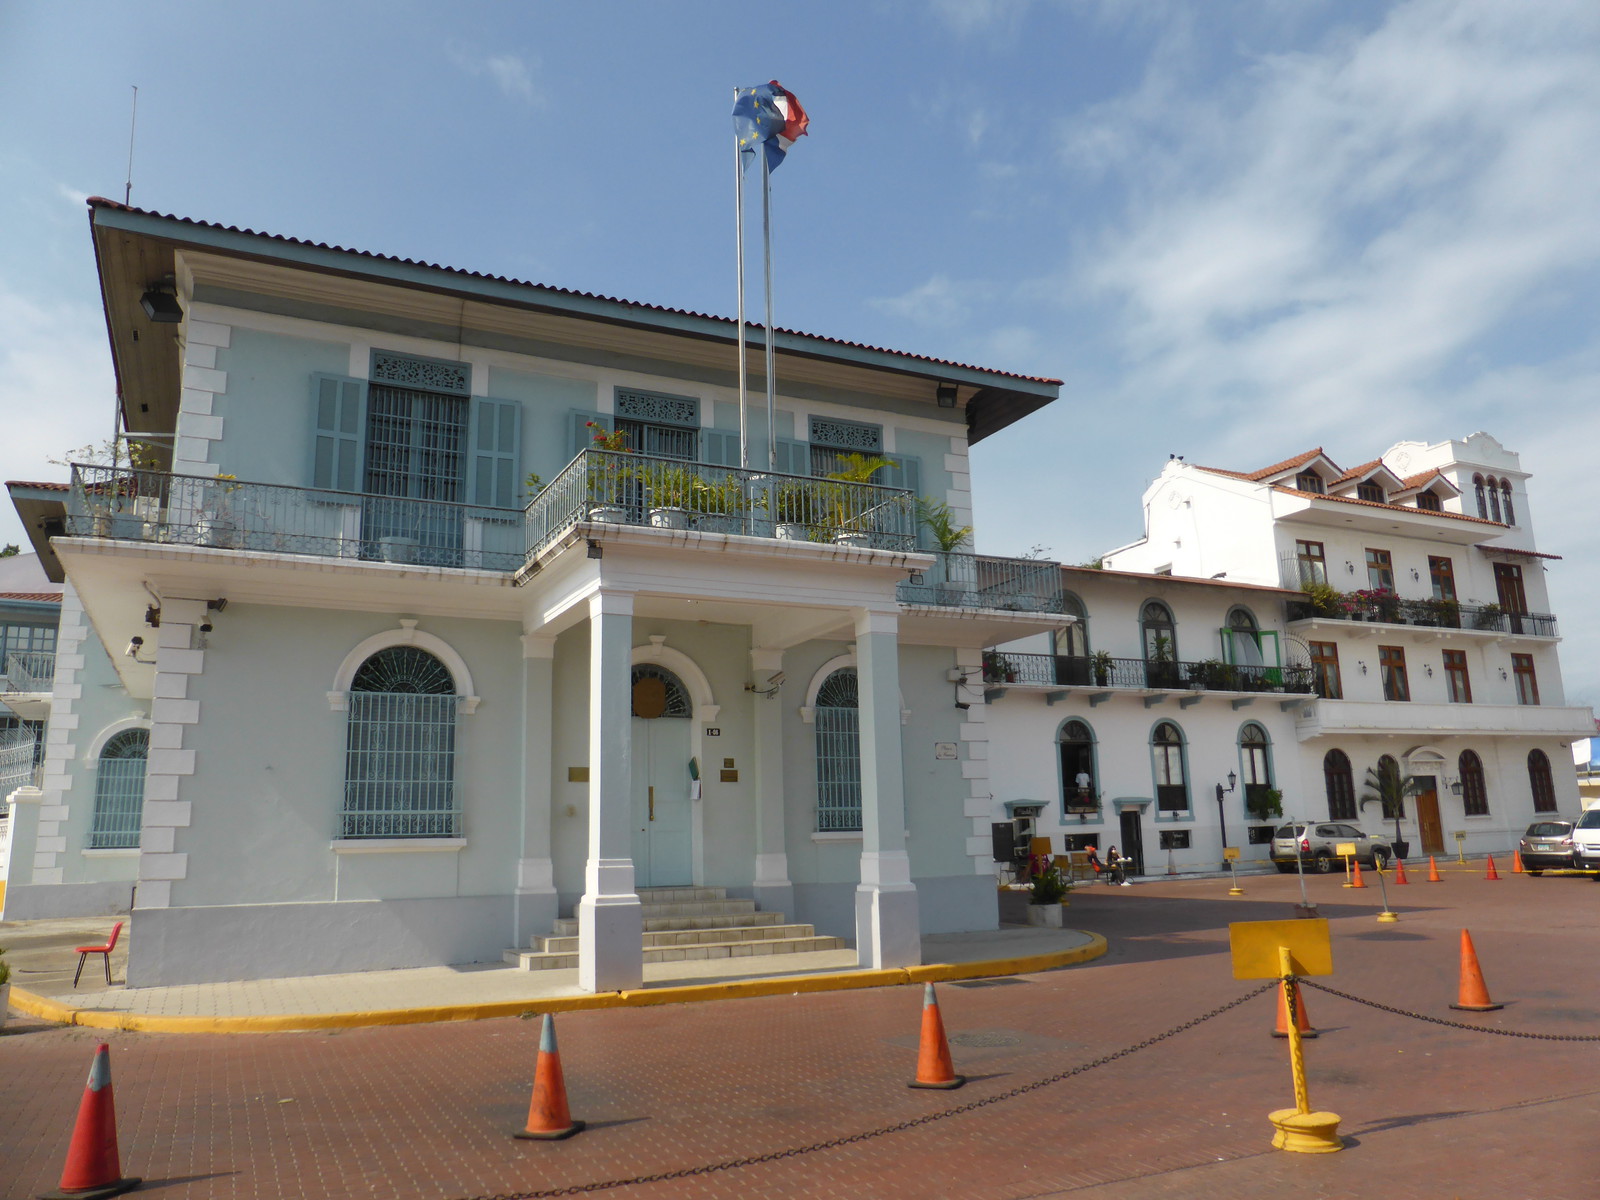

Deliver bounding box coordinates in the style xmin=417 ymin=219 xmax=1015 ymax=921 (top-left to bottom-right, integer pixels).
xmin=577 ymin=591 xmax=643 ymax=992
xmin=750 ymin=646 xmax=793 ymax=917
xmin=515 ymin=633 xmax=559 ymax=949
xmin=853 ymin=608 xmax=921 ymax=968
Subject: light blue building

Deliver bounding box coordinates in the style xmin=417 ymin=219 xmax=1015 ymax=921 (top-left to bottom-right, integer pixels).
xmin=1 ymin=199 xmax=1067 ymax=988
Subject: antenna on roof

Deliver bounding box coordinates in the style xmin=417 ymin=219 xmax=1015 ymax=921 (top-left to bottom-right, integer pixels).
xmin=124 ymin=85 xmax=139 ymax=205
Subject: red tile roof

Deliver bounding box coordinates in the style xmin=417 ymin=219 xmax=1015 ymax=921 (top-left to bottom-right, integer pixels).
xmin=1476 ymin=544 xmax=1562 ymax=560
xmin=1268 ymin=484 xmax=1504 ymax=525
xmin=87 ymin=198 xmax=1062 ymax=388
xmin=6 ymin=480 xmax=69 ymax=492
xmin=0 ymin=591 xmax=62 ymax=602
xmin=1330 ymin=458 xmax=1386 ymax=485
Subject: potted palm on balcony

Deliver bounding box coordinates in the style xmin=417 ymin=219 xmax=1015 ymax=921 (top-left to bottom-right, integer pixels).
xmin=645 ymin=463 xmax=699 ymax=529
xmin=917 ymin=498 xmax=974 ymax=601
xmin=690 ymin=474 xmax=747 ymax=534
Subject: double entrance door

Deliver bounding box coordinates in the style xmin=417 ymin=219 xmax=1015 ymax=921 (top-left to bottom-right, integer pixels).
xmin=630 ymin=711 xmax=693 ymax=888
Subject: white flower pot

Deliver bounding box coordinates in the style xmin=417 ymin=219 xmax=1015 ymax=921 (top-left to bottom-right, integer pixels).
xmin=649 ymin=507 xmax=692 ymax=530
xmin=588 ymin=504 xmax=628 ymax=523
xmin=1026 ymin=903 xmax=1066 ymax=927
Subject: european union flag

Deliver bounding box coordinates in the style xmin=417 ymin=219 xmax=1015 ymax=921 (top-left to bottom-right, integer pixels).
xmin=733 ymin=81 xmax=809 ymax=172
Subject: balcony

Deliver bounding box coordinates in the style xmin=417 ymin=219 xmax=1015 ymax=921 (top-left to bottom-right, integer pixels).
xmin=984 ymin=652 xmax=1315 ymax=694
xmin=2 ymin=650 xmax=55 ymax=693
xmin=1285 ymin=594 xmax=1557 ymax=637
xmin=67 ymin=465 xmax=527 ymax=571
xmin=897 ymin=552 xmax=1069 ymax=614
xmin=523 ymin=450 xmax=917 ymax=561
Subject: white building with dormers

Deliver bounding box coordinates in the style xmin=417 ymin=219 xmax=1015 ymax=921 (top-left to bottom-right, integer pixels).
xmin=1081 ymin=435 xmax=1594 ymax=866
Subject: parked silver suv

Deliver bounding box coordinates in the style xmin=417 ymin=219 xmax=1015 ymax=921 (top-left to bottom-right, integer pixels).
xmin=1271 ymin=822 xmax=1393 ymax=874
xmin=1568 ymin=808 xmax=1600 ymax=875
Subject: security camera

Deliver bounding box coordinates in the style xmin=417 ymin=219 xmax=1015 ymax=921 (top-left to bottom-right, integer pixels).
xmin=767 ymin=671 xmax=785 ymax=689
xmin=125 ymin=636 xmax=144 ymax=658
xmin=199 ymin=622 xmax=213 ymax=635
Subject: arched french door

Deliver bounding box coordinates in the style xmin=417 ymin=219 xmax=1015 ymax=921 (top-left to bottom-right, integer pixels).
xmin=630 ymin=663 xmax=694 ymax=886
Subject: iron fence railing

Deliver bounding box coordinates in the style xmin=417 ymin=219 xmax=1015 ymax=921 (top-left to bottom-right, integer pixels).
xmin=984 ymin=652 xmax=1314 ymax=694
xmin=0 ymin=732 xmax=41 ymax=795
xmin=524 ymin=449 xmax=918 ymax=562
xmin=2 ymin=650 xmax=55 ymax=692
xmin=66 ymin=465 xmax=526 ymax=571
xmin=1286 ymin=595 xmax=1556 ymax=637
xmin=897 ymin=552 xmax=1067 ymax=614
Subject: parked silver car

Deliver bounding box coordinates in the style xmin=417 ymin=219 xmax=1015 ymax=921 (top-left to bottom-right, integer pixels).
xmin=1271 ymin=822 xmax=1393 ymax=873
xmin=1518 ymin=820 xmax=1577 ymax=874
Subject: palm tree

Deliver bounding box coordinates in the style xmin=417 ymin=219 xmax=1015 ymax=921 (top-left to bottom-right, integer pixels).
xmin=1360 ymin=759 xmax=1420 ymax=856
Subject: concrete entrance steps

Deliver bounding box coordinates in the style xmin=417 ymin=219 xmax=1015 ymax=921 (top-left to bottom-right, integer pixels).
xmin=503 ymin=885 xmax=845 ymax=972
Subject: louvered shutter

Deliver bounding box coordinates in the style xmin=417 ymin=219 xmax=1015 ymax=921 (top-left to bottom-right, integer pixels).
xmin=310 ymin=374 xmax=366 ymax=492
xmin=701 ymin=428 xmax=741 ymax=467
xmin=773 ymin=437 xmax=810 ymax=476
xmin=468 ymin=398 xmax=522 ymax=508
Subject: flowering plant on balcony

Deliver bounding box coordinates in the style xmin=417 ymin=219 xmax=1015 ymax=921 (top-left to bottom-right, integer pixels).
xmin=1299 ymin=580 xmax=1353 ymax=618
xmin=582 ymin=422 xmax=635 ymax=508
xmin=1348 ymin=588 xmax=1401 ymax=622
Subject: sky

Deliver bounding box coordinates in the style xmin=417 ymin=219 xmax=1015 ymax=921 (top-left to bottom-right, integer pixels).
xmin=1 ymin=0 xmax=1597 ymax=706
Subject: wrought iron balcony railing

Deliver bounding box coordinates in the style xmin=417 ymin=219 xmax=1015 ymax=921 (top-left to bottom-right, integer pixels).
xmin=0 ymin=732 xmax=42 ymax=795
xmin=1286 ymin=595 xmax=1557 ymax=637
xmin=2 ymin=650 xmax=55 ymax=693
xmin=984 ymin=652 xmax=1315 ymax=694
xmin=897 ymin=552 xmax=1068 ymax=614
xmin=524 ymin=449 xmax=918 ymax=561
xmin=67 ymin=465 xmax=527 ymax=570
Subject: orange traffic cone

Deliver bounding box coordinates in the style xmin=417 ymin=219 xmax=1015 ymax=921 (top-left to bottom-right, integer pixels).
xmin=514 ymin=1014 xmax=584 ymax=1140
xmin=908 ymin=982 xmax=966 ymax=1089
xmin=1347 ymin=860 xmax=1367 ymax=889
xmin=1484 ymin=855 xmax=1501 ymax=881
xmin=1427 ymin=856 xmax=1443 ymax=883
xmin=1393 ymin=858 xmax=1409 ymax=885
xmin=39 ymin=1043 xmax=139 ymax=1200
xmin=1511 ymin=849 xmax=1524 ymax=874
xmin=1272 ymin=979 xmax=1318 ymax=1039
xmin=1450 ymin=929 xmax=1503 ymax=1013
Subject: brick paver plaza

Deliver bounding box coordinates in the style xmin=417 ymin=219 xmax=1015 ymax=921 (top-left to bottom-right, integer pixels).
xmin=3 ymin=866 xmax=1597 ymax=1198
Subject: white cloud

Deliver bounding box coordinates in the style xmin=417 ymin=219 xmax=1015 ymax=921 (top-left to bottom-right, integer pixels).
xmin=447 ymin=46 xmax=543 ymax=107
xmin=929 ymin=0 xmax=1031 ymax=39
xmin=868 ymin=274 xmax=975 ymax=327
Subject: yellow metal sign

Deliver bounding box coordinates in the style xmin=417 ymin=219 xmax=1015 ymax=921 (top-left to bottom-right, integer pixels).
xmin=1228 ymin=918 xmax=1333 ymax=979
xmin=1334 ymin=842 xmax=1356 ymax=857
xmin=1223 ymin=847 xmax=1240 ymax=861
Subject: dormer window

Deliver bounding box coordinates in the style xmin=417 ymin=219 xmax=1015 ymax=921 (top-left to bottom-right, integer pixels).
xmin=1415 ymin=491 xmax=1441 ymax=512
xmin=1356 ymin=481 xmax=1385 ymax=503
xmin=1295 ymin=472 xmax=1325 ymax=494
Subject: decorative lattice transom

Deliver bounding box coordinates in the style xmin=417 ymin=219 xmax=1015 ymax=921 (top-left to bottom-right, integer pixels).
xmin=631 ymin=664 xmax=692 ymax=718
xmin=1059 ymin=719 xmax=1093 ymax=744
xmin=371 ymin=351 xmax=471 ymax=397
xmin=616 ymin=389 xmax=700 ymax=428
xmin=351 ymin=647 xmax=456 ymax=695
xmin=816 ymin=667 xmax=859 ymax=708
xmin=809 ymin=417 xmax=882 ymax=452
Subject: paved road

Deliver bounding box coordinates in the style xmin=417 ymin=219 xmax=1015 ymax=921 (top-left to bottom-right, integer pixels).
xmin=4 ymin=867 xmax=1598 ymax=1199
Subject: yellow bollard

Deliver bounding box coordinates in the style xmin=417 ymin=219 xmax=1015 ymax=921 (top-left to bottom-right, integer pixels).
xmin=1267 ymin=946 xmax=1344 ymax=1153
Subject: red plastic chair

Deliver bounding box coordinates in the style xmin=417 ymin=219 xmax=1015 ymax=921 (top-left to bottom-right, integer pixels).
xmin=73 ymin=921 xmax=124 ymax=988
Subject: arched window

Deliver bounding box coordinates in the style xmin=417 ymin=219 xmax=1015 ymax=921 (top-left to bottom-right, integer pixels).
xmin=1500 ymin=481 xmax=1515 ymax=526
xmin=342 ymin=646 xmax=458 ymax=839
xmin=90 ymin=729 xmax=149 ymax=849
xmin=1225 ymin=607 xmax=1265 ymax=677
xmin=1459 ymin=749 xmax=1488 ymax=816
xmin=631 ymin=663 xmax=692 ymax=718
xmin=1528 ymin=749 xmax=1556 ymax=813
xmin=1059 ymin=719 xmax=1097 ymax=816
xmin=1141 ymin=601 xmax=1177 ymax=687
xmin=1240 ymin=724 xmax=1273 ymax=817
xmin=814 ymin=668 xmax=861 ymax=832
xmin=1486 ymin=478 xmax=1502 ymax=523
xmin=1058 ymin=594 xmax=1088 ymax=658
xmin=1473 ymin=474 xmax=1487 ymax=519
xmin=1151 ymin=722 xmax=1189 ymax=813
xmin=1323 ymin=749 xmax=1356 ymax=821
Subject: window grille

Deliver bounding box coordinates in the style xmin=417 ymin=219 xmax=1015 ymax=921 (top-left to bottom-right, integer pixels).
xmin=815 ymin=668 xmax=862 ymax=832
xmin=616 ymin=389 xmax=700 ymax=427
xmin=371 ymin=351 xmax=470 ymax=396
xmin=631 ymin=664 xmax=692 ymax=718
xmin=90 ymin=729 xmax=149 ymax=849
xmin=342 ymin=648 xmax=459 ymax=839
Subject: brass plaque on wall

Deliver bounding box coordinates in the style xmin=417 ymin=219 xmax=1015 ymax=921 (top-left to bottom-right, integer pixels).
xmin=568 ymin=767 xmax=590 ymax=782
xmin=720 ymin=769 xmax=739 ymax=783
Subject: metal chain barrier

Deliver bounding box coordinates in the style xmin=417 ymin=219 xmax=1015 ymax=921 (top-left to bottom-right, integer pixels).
xmin=452 ymin=981 xmax=1279 ymax=1200
xmin=1298 ymin=978 xmax=1600 ymax=1041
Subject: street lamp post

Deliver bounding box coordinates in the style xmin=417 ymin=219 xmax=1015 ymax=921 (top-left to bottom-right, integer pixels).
xmin=1215 ymin=771 xmax=1238 ymax=866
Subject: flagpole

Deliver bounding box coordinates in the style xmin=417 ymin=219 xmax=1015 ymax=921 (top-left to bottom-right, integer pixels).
xmin=761 ymin=147 xmax=776 ymax=473
xmin=735 ymin=92 xmax=749 ymax=470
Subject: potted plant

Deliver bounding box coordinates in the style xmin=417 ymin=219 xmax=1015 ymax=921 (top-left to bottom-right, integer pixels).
xmin=1360 ymin=759 xmax=1420 ymax=859
xmin=1092 ymin=650 xmax=1115 ymax=687
xmin=1471 ymin=602 xmax=1503 ymax=631
xmin=917 ymin=497 xmax=975 ymax=600
xmin=1026 ymin=865 xmax=1072 ymax=926
xmin=691 ymin=474 xmax=747 ymax=534
xmin=1145 ymin=634 xmax=1179 ymax=689
xmin=1298 ymin=580 xmax=1350 ymax=619
xmin=582 ymin=422 xmax=634 ymax=521
xmin=1246 ymin=786 xmax=1284 ymax=821
xmin=824 ymin=453 xmax=894 ymax=547
xmin=771 ymin=479 xmax=832 ymax=540
xmin=645 ymin=463 xmax=699 ymax=529
xmin=983 ymin=650 xmax=1017 ymax=684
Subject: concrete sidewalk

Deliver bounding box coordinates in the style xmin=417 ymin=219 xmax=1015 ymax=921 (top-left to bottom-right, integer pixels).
xmin=1 ymin=912 xmax=1103 ymax=1032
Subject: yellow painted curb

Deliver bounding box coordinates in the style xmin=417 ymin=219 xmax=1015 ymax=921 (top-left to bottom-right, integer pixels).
xmin=6 ymin=935 xmax=1108 ymax=1035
